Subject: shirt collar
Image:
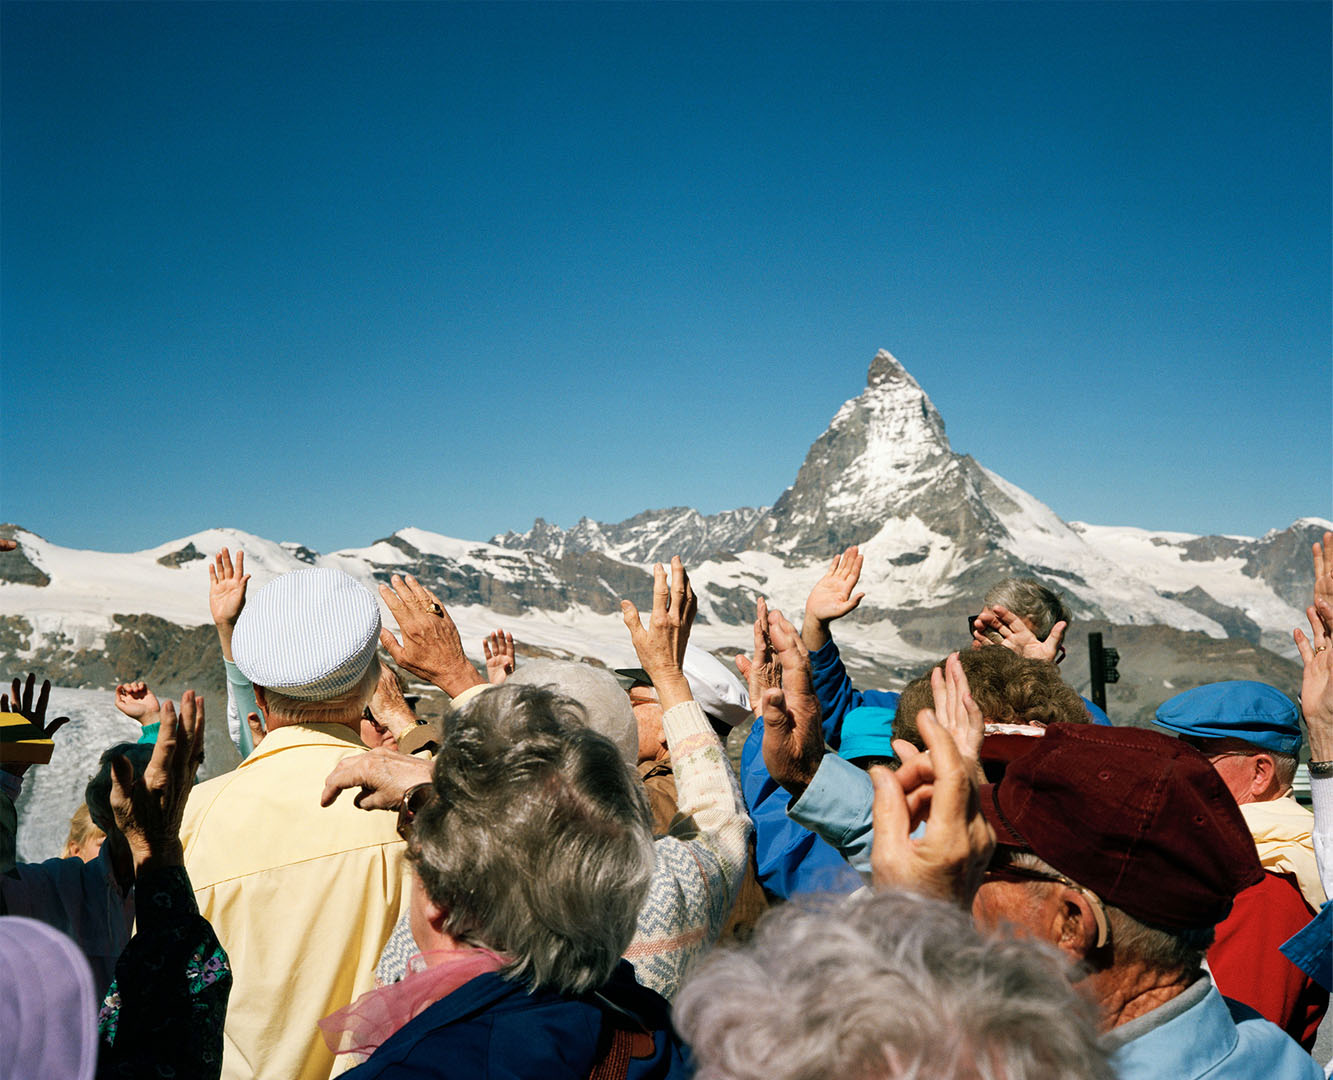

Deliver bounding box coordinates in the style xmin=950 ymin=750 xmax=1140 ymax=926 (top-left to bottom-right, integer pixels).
xmin=239 ymin=722 xmax=367 ymax=766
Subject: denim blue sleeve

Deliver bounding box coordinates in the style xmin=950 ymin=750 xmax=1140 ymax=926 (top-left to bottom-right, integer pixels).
xmin=1280 ymin=901 xmax=1332 ymax=992
xmin=786 ymin=753 xmax=876 ymax=874
xmin=740 ymin=710 xmax=868 ymax=900
xmin=809 ymin=639 xmax=900 ymax=748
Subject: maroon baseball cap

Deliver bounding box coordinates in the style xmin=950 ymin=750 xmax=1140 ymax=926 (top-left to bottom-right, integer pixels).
xmin=980 ymin=723 xmax=1263 ymax=930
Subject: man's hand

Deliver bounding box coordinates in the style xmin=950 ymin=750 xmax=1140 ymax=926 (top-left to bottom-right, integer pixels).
xmin=801 ymin=546 xmax=866 ymax=653
xmin=115 ymin=681 xmax=162 ymax=725
xmin=736 ymin=596 xmax=781 ymax=716
xmin=869 ymin=710 xmax=995 ymax=906
xmin=321 ymin=748 xmax=434 ymax=812
xmin=971 ymin=605 xmax=1066 ymax=664
xmin=483 ymin=630 xmax=516 ymax=685
xmin=760 ymin=608 xmax=825 ymax=798
xmin=1296 ymin=598 xmax=1333 ymax=763
xmin=1 ymin=674 xmax=71 ymax=777
xmin=367 ymin=661 xmax=418 ymax=740
xmin=378 ymin=575 xmax=484 ymax=698
xmin=110 ymin=692 xmax=205 ymax=874
xmin=621 ymin=558 xmax=696 ymax=711
xmin=208 ymin=548 xmax=251 ymax=662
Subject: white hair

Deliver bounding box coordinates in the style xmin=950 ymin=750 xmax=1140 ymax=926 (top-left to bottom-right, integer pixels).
xmin=507 ymin=659 xmax=638 ymax=765
xmin=675 ymin=891 xmax=1112 ymax=1080
xmin=260 ymin=658 xmax=381 ymax=726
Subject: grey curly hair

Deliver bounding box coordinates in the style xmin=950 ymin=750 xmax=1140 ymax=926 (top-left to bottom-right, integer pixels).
xmin=674 ymin=890 xmax=1112 ymax=1080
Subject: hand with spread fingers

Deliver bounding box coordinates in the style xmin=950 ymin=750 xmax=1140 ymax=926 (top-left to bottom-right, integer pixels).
xmin=972 ymin=604 xmax=1066 ymax=664
xmin=1 ymin=674 xmax=71 ymax=777
xmin=320 ymin=747 xmax=434 ymax=812
xmin=1314 ymin=531 xmax=1333 ymax=611
xmin=115 ymin=680 xmax=162 ymax=726
xmin=483 ymin=629 xmax=516 ymax=685
xmin=736 ymin=595 xmax=781 ymax=716
xmin=378 ymin=575 xmax=484 ymax=698
xmin=869 ymin=709 xmax=995 ymax=906
xmin=760 ymin=608 xmax=826 ymax=798
xmin=1296 ymin=598 xmax=1333 ymax=764
xmin=621 ymin=557 xmax=696 ymax=711
xmin=801 ymin=545 xmax=866 ymax=652
xmin=208 ymin=547 xmax=251 ymax=661
xmin=110 ymin=691 xmax=206 ymax=874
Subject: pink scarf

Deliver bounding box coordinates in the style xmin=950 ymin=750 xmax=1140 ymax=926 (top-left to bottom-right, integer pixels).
xmin=319 ymin=948 xmax=506 ymax=1062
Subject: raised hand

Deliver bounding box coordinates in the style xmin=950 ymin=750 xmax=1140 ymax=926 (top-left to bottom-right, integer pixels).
xmin=209 ymin=547 xmax=251 ymax=661
xmin=801 ymin=546 xmax=866 ymax=652
xmin=1295 ymin=598 xmax=1333 ymax=764
xmin=1314 ymin=532 xmax=1333 ymax=610
xmin=321 ymin=747 xmax=434 ymax=812
xmin=110 ymin=692 xmax=205 ymax=874
xmin=379 ymin=575 xmax=484 ymax=698
xmin=115 ymin=681 xmax=162 ymax=725
xmin=760 ymin=608 xmax=825 ymax=798
xmin=924 ymin=653 xmax=984 ymax=770
xmin=1 ymin=674 xmax=71 ymax=777
xmin=483 ymin=630 xmax=516 ymax=685
xmin=621 ymin=557 xmax=696 ymax=710
xmin=869 ymin=709 xmax=995 ymax=906
xmin=971 ymin=604 xmax=1066 ymax=664
xmin=736 ymin=596 xmax=781 ymax=716
xmin=0 ymin=538 xmax=16 ymax=552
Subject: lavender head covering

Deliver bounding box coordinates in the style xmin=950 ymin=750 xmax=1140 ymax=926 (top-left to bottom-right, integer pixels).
xmin=0 ymin=917 xmax=97 ymax=1080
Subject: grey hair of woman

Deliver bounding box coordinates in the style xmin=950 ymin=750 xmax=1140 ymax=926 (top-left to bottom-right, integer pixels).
xmin=409 ymin=683 xmax=655 ymax=995
xmin=674 ymin=890 xmax=1113 ymax=1080
xmin=982 ymin=578 xmax=1073 ymax=640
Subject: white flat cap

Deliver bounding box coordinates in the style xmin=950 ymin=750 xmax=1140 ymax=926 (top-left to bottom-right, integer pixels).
xmin=232 ymin=568 xmax=381 ymax=700
xmin=508 ymin=659 xmax=638 ymax=766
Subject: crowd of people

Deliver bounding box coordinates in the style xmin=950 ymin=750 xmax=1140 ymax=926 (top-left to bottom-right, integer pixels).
xmin=1 ymin=528 xmax=1331 ymax=1079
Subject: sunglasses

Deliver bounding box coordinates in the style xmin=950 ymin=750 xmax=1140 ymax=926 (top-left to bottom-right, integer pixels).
xmin=396 ymin=782 xmax=437 ymax=842
xmin=984 ymin=859 xmax=1111 ymax=948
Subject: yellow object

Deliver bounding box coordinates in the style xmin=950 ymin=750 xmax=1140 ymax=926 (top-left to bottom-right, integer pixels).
xmin=0 ymin=711 xmax=53 ymax=766
xmin=1241 ymin=796 xmax=1326 ymax=910
xmin=181 ymin=723 xmax=412 ymax=1080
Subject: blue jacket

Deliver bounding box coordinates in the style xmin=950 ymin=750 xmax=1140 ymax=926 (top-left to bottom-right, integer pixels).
xmin=740 ymin=640 xmax=896 ymax=898
xmin=341 ymin=961 xmax=690 ymax=1080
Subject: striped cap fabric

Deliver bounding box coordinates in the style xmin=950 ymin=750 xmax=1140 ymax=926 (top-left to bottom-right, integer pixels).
xmin=233 ymin=568 xmax=381 ymax=700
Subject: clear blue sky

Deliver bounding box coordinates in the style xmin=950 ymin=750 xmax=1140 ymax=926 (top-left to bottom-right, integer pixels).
xmin=3 ymin=1 xmax=1329 ymax=553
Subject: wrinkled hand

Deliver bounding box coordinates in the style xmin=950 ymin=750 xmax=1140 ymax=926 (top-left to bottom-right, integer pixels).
xmin=736 ymin=596 xmax=781 ymax=716
xmin=366 ymin=661 xmax=417 ymax=739
xmin=869 ymin=709 xmax=995 ymax=906
xmin=802 ymin=546 xmax=866 ymax=652
xmin=110 ymin=692 xmax=205 ymax=873
xmin=1314 ymin=532 xmax=1333 ymax=610
xmin=621 ymin=557 xmax=696 ymax=710
xmin=760 ymin=608 xmax=825 ymax=798
xmin=321 ymin=748 xmax=434 ymax=812
xmin=115 ymin=681 xmax=162 ymax=725
xmin=1 ymin=674 xmax=71 ymax=777
xmin=1296 ymin=598 xmax=1333 ymax=762
xmin=483 ymin=630 xmax=516 ymax=685
xmin=927 ymin=653 xmax=984 ymax=772
xmin=379 ymin=575 xmax=484 ymax=698
xmin=972 ymin=605 xmax=1066 ymax=664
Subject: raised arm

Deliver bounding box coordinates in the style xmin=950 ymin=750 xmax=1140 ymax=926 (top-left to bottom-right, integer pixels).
xmin=800 ymin=545 xmax=865 ymax=654
xmin=620 ymin=559 xmax=751 ymax=1000
xmin=378 ymin=575 xmax=486 ymax=699
xmin=209 ymin=548 xmax=262 ymax=755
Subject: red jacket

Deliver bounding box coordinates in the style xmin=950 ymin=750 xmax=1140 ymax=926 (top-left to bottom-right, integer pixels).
xmin=1208 ymin=870 xmax=1328 ymax=1050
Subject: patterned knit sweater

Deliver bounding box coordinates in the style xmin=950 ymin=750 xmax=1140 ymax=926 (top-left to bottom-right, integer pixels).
xmin=374 ymin=699 xmax=751 ymax=1001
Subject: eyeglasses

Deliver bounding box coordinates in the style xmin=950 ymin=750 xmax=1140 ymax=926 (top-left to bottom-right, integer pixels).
xmin=396 ymin=782 xmax=436 ymax=842
xmin=983 ymin=860 xmax=1111 ymax=948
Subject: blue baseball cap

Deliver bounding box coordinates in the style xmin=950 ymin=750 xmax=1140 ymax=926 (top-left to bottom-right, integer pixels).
xmin=838 ymin=706 xmax=898 ymax=762
xmin=1154 ymin=681 xmax=1302 ymax=756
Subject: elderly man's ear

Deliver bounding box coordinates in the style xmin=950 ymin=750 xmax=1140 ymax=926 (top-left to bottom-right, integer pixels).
xmin=1052 ymin=889 xmax=1103 ymax=961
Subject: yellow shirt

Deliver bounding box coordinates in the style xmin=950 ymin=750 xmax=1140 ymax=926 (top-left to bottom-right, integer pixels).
xmin=182 ymin=723 xmax=411 ymax=1080
xmin=1240 ymin=795 xmax=1326 ymax=910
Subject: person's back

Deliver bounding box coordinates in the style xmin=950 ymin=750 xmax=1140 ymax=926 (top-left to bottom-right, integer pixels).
xmin=181 ymin=567 xmax=411 ymax=1080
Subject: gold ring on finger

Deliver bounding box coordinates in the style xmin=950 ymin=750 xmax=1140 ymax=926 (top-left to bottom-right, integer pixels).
xmin=423 ymin=601 xmax=444 ymax=617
